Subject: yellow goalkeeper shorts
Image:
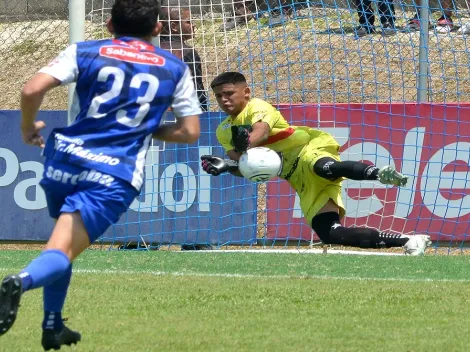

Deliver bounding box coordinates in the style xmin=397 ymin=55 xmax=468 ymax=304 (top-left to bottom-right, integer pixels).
xmin=285 ymin=133 xmax=346 ymax=226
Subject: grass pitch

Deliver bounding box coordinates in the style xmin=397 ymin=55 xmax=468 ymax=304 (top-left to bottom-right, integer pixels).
xmin=0 ymin=250 xmax=469 ymax=351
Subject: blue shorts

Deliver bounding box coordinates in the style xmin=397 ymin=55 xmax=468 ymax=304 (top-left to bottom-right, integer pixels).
xmin=40 ymin=159 xmax=139 ymax=243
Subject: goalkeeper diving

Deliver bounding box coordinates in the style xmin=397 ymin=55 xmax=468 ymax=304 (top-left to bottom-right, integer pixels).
xmin=201 ymin=72 xmax=432 ymax=255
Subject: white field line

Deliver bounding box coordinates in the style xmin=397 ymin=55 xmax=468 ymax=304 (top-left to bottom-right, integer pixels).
xmin=61 ymin=269 xmax=470 ymax=283
xmin=0 ymin=268 xmax=468 ymax=283
xmin=175 ymin=249 xmax=405 ymax=256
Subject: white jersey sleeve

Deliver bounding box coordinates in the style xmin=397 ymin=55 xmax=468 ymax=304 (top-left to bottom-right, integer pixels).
xmin=39 ymin=44 xmax=78 ymax=85
xmin=171 ymin=67 xmax=203 ymax=118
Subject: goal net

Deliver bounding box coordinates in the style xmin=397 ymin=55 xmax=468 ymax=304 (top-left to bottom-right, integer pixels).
xmin=0 ymin=0 xmax=469 ymax=252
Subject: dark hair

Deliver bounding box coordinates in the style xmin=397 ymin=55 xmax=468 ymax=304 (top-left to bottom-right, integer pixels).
xmin=210 ymin=72 xmax=247 ymax=89
xmin=111 ymin=0 xmax=162 ymax=37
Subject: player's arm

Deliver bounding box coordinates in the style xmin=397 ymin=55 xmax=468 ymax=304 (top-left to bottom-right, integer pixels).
xmin=231 ymin=123 xmax=270 ymax=153
xmin=21 ymin=44 xmax=78 ymax=147
xmin=227 ymin=150 xmax=242 ymax=161
xmin=248 ymin=121 xmax=270 ymax=147
xmin=231 ymin=103 xmax=273 ymax=152
xmin=20 ymin=73 xmax=61 ymax=147
xmin=224 ymin=150 xmax=241 ymax=177
xmin=152 ymin=115 xmax=200 ymax=144
xmin=152 ymin=67 xmax=201 ymax=144
xmin=226 ymin=150 xmax=243 ymax=177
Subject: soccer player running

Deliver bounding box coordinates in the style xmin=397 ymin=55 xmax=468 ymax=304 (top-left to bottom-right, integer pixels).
xmin=201 ymin=72 xmax=431 ymax=255
xmin=0 ymin=0 xmax=201 ymax=349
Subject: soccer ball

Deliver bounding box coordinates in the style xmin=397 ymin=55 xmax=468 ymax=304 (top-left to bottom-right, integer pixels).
xmin=238 ymin=147 xmax=282 ymax=182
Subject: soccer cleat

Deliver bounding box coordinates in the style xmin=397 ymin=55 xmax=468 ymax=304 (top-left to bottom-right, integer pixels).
xmin=181 ymin=243 xmax=214 ymax=251
xmin=0 ymin=274 xmax=22 ymax=336
xmin=378 ymin=165 xmax=408 ymax=187
xmin=403 ymin=235 xmax=432 ymax=256
xmin=42 ymin=325 xmax=81 ymax=351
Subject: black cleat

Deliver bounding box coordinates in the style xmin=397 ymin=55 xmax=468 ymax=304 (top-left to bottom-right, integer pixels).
xmin=42 ymin=325 xmax=81 ymax=351
xmin=181 ymin=244 xmax=213 ymax=251
xmin=0 ymin=274 xmax=22 ymax=336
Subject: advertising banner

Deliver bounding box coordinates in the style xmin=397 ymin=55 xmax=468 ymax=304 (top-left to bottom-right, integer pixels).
xmin=0 ymin=111 xmax=257 ymax=244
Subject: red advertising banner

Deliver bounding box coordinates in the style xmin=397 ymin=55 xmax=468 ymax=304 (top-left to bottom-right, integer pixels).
xmin=266 ymin=104 xmax=470 ymax=242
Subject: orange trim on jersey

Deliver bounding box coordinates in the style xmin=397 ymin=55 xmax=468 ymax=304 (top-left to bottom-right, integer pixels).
xmin=259 ymin=127 xmax=295 ymax=146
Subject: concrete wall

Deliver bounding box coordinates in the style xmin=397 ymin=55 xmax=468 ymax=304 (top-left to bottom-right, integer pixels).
xmin=0 ymin=0 xmax=468 ymax=21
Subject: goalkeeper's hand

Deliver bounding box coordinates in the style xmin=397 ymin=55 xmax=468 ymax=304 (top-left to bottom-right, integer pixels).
xmin=231 ymin=125 xmax=251 ymax=153
xmin=201 ymin=155 xmax=239 ymax=176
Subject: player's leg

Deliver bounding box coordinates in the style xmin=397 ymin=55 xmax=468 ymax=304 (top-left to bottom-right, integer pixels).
xmin=0 ymin=178 xmax=77 ymax=338
xmin=40 ymin=211 xmax=91 ymax=350
xmin=21 ymin=212 xmax=90 ymax=293
xmin=40 ymin=178 xmax=137 ymax=350
xmin=355 ymin=0 xmax=375 ymax=36
xmin=313 ymin=157 xmax=408 ymax=187
xmin=0 ymin=211 xmax=86 ymax=347
xmin=298 ymin=143 xmax=429 ymax=254
xmin=0 ymin=164 xmax=138 ymax=349
xmin=311 ymin=200 xmax=431 ymax=255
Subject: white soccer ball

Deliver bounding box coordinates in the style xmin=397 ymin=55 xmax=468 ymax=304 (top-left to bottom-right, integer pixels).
xmin=238 ymin=147 xmax=282 ymax=182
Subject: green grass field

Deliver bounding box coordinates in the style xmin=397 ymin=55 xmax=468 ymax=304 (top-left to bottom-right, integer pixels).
xmin=0 ymin=250 xmax=469 ymax=352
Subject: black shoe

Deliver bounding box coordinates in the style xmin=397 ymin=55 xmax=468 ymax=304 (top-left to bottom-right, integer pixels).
xmin=117 ymin=241 xmax=159 ymax=250
xmin=0 ymin=275 xmax=22 ymax=336
xmin=382 ymin=22 xmax=397 ymax=36
xmin=181 ymin=244 xmax=214 ymax=251
xmin=42 ymin=325 xmax=81 ymax=351
xmin=355 ymin=25 xmax=375 ymax=37
xmin=118 ymin=242 xmax=142 ymax=250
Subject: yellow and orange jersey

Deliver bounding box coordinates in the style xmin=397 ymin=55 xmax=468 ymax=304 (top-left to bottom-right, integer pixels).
xmin=215 ymin=98 xmax=340 ymax=176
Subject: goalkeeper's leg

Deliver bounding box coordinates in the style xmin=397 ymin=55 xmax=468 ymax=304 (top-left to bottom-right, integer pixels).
xmin=313 ymin=157 xmax=408 ymax=187
xmin=311 ymin=207 xmax=431 ymax=255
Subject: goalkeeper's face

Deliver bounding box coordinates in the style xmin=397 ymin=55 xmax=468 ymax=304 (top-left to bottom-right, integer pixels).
xmin=212 ymin=83 xmax=250 ymax=116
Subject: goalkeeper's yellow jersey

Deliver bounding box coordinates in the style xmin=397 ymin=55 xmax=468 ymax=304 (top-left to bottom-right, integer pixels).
xmin=215 ymin=98 xmax=339 ymax=178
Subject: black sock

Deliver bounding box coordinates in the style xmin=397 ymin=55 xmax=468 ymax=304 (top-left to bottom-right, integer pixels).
xmin=314 ymin=157 xmax=379 ymax=181
xmin=311 ymin=212 xmax=408 ymax=248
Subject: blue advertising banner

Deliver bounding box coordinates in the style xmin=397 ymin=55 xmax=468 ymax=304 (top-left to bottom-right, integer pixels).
xmin=0 ymin=111 xmax=258 ymax=244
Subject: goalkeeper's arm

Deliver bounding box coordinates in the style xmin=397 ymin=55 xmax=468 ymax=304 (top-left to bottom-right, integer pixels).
xmin=231 ymin=122 xmax=270 ymax=153
xmin=226 ymin=150 xmax=243 ymax=177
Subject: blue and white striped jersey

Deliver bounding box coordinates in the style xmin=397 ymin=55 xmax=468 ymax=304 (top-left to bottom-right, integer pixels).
xmin=40 ymin=37 xmax=201 ymax=190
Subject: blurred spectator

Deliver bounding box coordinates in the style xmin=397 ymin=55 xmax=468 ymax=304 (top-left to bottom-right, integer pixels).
xmin=160 ymin=8 xmax=212 ymax=251
xmin=406 ymin=0 xmax=454 ymax=33
xmin=355 ymin=0 xmax=396 ymax=37
xmin=220 ymin=0 xmax=294 ymax=31
xmin=160 ymin=7 xmax=208 ymax=111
